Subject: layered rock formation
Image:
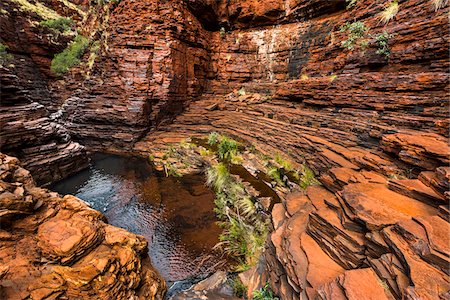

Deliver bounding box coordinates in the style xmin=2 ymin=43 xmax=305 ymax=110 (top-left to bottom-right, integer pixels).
xmin=53 ymin=0 xmax=213 ymax=151
xmin=0 ymin=0 xmax=89 ymax=185
xmin=0 ymin=153 xmax=166 ymax=299
xmin=1 ymin=0 xmax=449 ymax=298
xmin=133 ymin=0 xmax=449 ymax=298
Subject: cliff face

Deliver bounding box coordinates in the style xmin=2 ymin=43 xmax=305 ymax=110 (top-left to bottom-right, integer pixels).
xmin=0 ymin=153 xmax=166 ymax=299
xmin=134 ymin=0 xmax=449 ymax=299
xmin=1 ymin=0 xmax=449 ymax=299
xmin=53 ymin=0 xmax=213 ymax=151
xmin=0 ymin=0 xmax=89 ymax=185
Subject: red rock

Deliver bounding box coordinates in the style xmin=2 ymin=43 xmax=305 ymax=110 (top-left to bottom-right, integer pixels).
xmin=0 ymin=154 xmax=166 ymax=299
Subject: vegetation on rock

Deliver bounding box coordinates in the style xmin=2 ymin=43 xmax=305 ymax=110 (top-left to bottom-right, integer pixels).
xmin=11 ymin=0 xmax=61 ymax=20
xmin=340 ymin=21 xmax=369 ymax=51
xmin=218 ymin=136 xmax=239 ymax=161
xmin=345 ymin=0 xmax=358 ymax=8
xmin=40 ymin=17 xmax=73 ymax=33
xmin=380 ymin=1 xmax=399 ymax=24
xmin=204 ymin=135 xmax=269 ymax=271
xmin=253 ymin=283 xmax=279 ymax=300
xmin=0 ymin=43 xmax=13 ymax=65
xmin=51 ymin=35 xmax=89 ymax=75
xmin=375 ymin=31 xmax=393 ymax=58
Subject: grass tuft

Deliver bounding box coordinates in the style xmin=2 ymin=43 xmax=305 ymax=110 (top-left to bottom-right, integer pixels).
xmin=431 ymin=0 xmax=448 ymax=10
xmin=206 ymin=163 xmax=230 ymax=192
xmin=380 ymin=1 xmax=398 ymax=24
xmin=298 ymin=165 xmax=321 ymax=189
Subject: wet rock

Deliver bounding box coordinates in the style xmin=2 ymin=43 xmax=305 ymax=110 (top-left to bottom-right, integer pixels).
xmin=0 ymin=154 xmax=166 ymax=299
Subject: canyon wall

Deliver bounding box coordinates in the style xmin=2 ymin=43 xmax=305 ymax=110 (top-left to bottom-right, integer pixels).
xmin=1 ymin=0 xmax=449 ymax=299
xmin=0 ymin=0 xmax=89 ymax=185
xmin=53 ymin=0 xmax=214 ymax=151
xmin=134 ymin=0 xmax=449 ymax=299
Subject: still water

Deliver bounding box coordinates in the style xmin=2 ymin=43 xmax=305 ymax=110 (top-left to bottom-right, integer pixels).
xmin=51 ymin=154 xmax=222 ymax=283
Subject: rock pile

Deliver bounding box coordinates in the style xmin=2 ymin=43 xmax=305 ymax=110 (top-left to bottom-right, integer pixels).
xmin=0 ymin=154 xmax=166 ymax=299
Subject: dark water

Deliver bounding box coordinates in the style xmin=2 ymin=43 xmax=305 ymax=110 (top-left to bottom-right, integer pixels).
xmin=51 ymin=154 xmax=222 ymax=283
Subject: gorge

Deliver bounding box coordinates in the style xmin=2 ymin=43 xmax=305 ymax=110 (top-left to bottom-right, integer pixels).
xmin=0 ymin=0 xmax=449 ymax=299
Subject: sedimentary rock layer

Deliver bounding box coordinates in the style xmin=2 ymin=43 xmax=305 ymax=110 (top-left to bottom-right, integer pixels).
xmin=0 ymin=153 xmax=166 ymax=299
xmin=0 ymin=0 xmax=89 ymax=185
xmin=133 ymin=1 xmax=449 ymax=298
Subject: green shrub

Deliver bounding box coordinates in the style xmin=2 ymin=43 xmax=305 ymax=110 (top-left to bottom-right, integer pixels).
xmin=375 ymin=31 xmax=393 ymax=58
xmin=229 ymin=276 xmax=247 ymax=298
xmin=51 ymin=35 xmax=89 ymax=75
xmin=238 ymin=87 xmax=246 ymax=96
xmin=274 ymin=154 xmax=293 ymax=172
xmin=267 ymin=166 xmax=285 ymax=187
xmin=208 ymin=132 xmax=219 ymax=145
xmin=298 ymin=165 xmax=320 ymax=189
xmin=40 ymin=17 xmax=73 ymax=33
xmin=0 ymin=43 xmax=13 ymax=65
xmin=340 ymin=21 xmax=369 ymax=51
xmin=253 ymin=283 xmax=279 ymax=300
xmin=218 ymin=137 xmax=239 ymax=161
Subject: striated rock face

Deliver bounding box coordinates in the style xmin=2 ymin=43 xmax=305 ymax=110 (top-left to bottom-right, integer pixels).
xmin=0 ymin=0 xmax=89 ymax=185
xmin=54 ymin=0 xmax=212 ymax=151
xmin=0 ymin=153 xmax=166 ymax=299
xmin=132 ymin=0 xmax=449 ymax=298
xmin=1 ymin=0 xmax=448 ymax=298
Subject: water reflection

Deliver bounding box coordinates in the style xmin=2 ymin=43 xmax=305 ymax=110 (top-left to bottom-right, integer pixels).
xmin=51 ymin=154 xmax=221 ymax=282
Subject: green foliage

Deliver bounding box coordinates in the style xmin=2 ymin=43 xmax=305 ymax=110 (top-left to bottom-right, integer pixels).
xmin=208 ymin=132 xmax=219 ymax=145
xmin=0 ymin=43 xmax=13 ymax=65
xmin=219 ymin=27 xmax=226 ymax=39
xmin=340 ymin=21 xmax=369 ymax=51
xmin=199 ymin=148 xmax=211 ymax=157
xmin=238 ymin=87 xmax=246 ymax=96
xmin=346 ymin=0 xmax=358 ymax=8
xmin=380 ymin=1 xmax=398 ymax=24
xmin=230 ymin=152 xmax=244 ymax=165
xmin=163 ymin=161 xmax=181 ymax=177
xmin=206 ymin=163 xmax=230 ymax=192
xmin=298 ymin=165 xmax=320 ymax=189
xmin=375 ymin=31 xmax=393 ymax=58
xmin=51 ymin=35 xmax=89 ymax=76
xmin=229 ymin=276 xmax=247 ymax=298
xmin=253 ymin=283 xmax=279 ymax=300
xmin=40 ymin=17 xmax=73 ymax=33
xmin=267 ymin=166 xmax=285 ymax=187
xmin=274 ymin=154 xmax=293 ymax=172
xmin=207 ymin=161 xmax=268 ymax=270
xmin=218 ymin=137 xmax=239 ymax=161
